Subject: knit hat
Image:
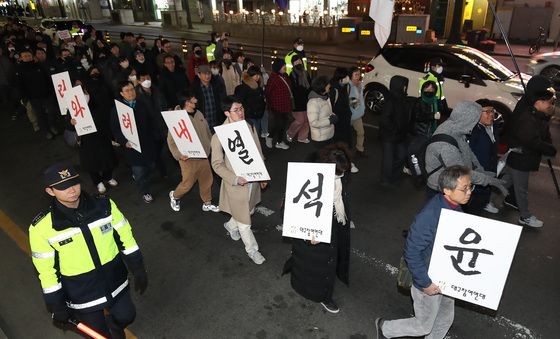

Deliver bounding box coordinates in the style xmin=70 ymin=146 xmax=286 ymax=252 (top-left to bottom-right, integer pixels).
xmin=526 ymin=75 xmax=555 ymax=105
xmin=272 ymin=59 xmax=286 ymax=73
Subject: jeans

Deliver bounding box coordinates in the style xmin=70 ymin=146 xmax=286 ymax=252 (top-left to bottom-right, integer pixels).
xmin=381 ymin=141 xmax=408 ymax=183
xmin=77 ymin=291 xmax=136 ymax=339
xmin=224 ymin=217 xmax=258 ymax=254
xmin=287 ymin=111 xmax=310 ymax=141
xmin=382 ymin=285 xmax=455 ymax=339
xmin=131 ymin=164 xmax=153 ymax=195
xmin=247 ymin=117 xmax=267 ymax=136
xmin=505 ymin=166 xmax=531 ymax=219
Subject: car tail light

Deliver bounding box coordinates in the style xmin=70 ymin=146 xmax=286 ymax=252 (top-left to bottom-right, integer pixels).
xmin=365 ymin=64 xmax=374 ymax=73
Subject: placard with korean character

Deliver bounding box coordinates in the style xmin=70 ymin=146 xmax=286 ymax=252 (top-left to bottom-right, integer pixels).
xmin=161 ymin=110 xmax=207 ymax=158
xmin=114 ymin=100 xmax=141 ymax=153
xmin=282 ymin=162 xmax=336 ymax=244
xmin=428 ymin=209 xmax=522 ymax=310
xmin=64 ymin=86 xmax=97 ymax=136
xmin=51 ymin=71 xmax=72 ymax=115
xmin=214 ymin=121 xmax=270 ymax=181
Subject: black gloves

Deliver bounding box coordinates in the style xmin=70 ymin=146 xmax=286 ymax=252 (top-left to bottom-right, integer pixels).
xmin=133 ymin=268 xmax=148 ymax=295
xmin=50 ymin=301 xmax=71 ymax=327
xmin=328 ymin=114 xmax=339 ymax=125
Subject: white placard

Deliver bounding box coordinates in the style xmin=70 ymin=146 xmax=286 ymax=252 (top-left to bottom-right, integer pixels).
xmin=428 ymin=209 xmax=522 ymax=310
xmin=51 ymin=71 xmax=72 ymax=115
xmin=161 ymin=110 xmax=207 ymax=158
xmin=214 ymin=120 xmax=270 ymax=181
xmin=65 ymin=86 xmax=97 ymax=136
xmin=57 ymin=30 xmax=71 ymax=40
xmin=114 ymin=100 xmax=141 ymax=153
xmin=282 ymin=163 xmax=336 ymax=244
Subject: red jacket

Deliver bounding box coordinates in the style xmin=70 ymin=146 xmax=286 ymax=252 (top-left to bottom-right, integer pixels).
xmin=187 ymin=54 xmax=208 ymax=83
xmin=265 ymin=72 xmax=292 ymax=114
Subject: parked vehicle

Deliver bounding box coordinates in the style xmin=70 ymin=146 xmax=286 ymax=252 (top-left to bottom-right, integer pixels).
xmin=362 ymin=43 xmax=527 ymax=119
xmin=528 ymin=51 xmax=560 ymax=89
xmin=40 ymin=18 xmax=86 ymax=39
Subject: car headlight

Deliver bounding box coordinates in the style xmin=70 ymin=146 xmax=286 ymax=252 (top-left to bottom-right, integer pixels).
xmin=511 ymin=92 xmax=524 ymax=101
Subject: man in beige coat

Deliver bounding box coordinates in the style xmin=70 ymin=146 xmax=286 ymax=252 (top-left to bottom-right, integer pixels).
xmin=211 ymin=96 xmax=268 ymax=265
xmin=168 ymin=91 xmax=219 ymax=213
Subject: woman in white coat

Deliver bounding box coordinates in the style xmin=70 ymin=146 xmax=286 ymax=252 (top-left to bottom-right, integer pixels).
xmin=307 ymin=75 xmax=338 ymax=149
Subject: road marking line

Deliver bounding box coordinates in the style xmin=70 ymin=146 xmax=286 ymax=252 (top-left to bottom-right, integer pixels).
xmin=255 ymin=206 xmax=275 ymax=217
xmin=0 ymin=210 xmax=137 ymax=339
xmin=0 ymin=210 xmax=30 ymax=256
xmin=349 ymin=248 xmax=538 ymax=339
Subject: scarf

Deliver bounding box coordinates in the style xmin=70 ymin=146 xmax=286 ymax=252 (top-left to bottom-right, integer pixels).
xmin=333 ymin=175 xmax=346 ymax=225
xmin=292 ymin=67 xmax=310 ymax=89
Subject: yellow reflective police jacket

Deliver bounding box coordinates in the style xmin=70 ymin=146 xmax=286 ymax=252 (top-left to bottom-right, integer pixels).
xmin=29 ymin=194 xmax=140 ymax=312
xmin=206 ymin=43 xmax=216 ymax=62
xmin=285 ymin=50 xmax=308 ymax=75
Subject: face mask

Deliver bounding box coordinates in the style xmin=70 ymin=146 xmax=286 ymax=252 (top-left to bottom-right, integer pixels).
xmin=296 ymin=45 xmax=304 ymax=52
xmin=120 ymin=61 xmax=129 ymax=69
xmin=141 ymin=79 xmax=152 ymax=88
xmin=223 ymin=59 xmax=232 ymax=66
xmin=434 ymin=66 xmax=443 ymax=74
xmin=84 ymin=94 xmax=90 ymax=103
xmin=137 ymin=58 xmax=145 ymax=64
xmin=294 ymin=64 xmax=303 ymax=70
xmin=341 ymin=76 xmax=350 ymax=84
xmin=194 ymin=50 xmax=202 ymax=56
xmin=211 ymin=68 xmax=220 ymax=75
xmin=128 ymin=75 xmax=137 ymax=82
xmin=422 ymin=91 xmax=435 ymax=98
xmin=91 ymin=73 xmax=100 ymax=79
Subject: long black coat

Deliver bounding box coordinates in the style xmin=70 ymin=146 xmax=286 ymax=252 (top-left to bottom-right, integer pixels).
xmin=234 ymin=74 xmax=265 ymax=120
xmin=330 ymin=83 xmax=352 ymax=145
xmin=78 ymin=76 xmax=117 ymax=172
xmin=283 ymin=184 xmax=351 ymax=302
xmin=506 ymin=106 xmax=556 ymax=171
xmin=159 ymin=68 xmax=189 ymax=109
xmin=110 ymin=98 xmax=158 ymax=166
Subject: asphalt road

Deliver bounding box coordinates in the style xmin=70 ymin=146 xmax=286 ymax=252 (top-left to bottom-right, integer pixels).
xmin=1 ymin=23 xmax=559 ymax=339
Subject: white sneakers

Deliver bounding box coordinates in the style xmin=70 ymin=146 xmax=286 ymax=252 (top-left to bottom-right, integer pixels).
xmin=350 ymin=162 xmax=359 ymax=173
xmin=224 ymin=222 xmax=241 ymax=241
xmin=202 ymin=203 xmax=220 ymax=212
xmin=286 ymin=134 xmax=293 ymax=142
xmin=107 ymin=178 xmax=118 ymax=187
xmin=519 ymin=215 xmax=544 ymax=228
xmin=169 ymin=191 xmax=180 ymax=211
xmin=265 ymin=137 xmax=273 ymax=149
xmin=483 ymin=202 xmax=499 ymax=214
xmin=97 ymin=183 xmax=107 ymax=194
xmin=275 ymin=142 xmax=290 ymax=150
xmin=142 ymin=193 xmax=154 ymax=204
xmin=248 ymin=250 xmax=266 ymax=265
xmin=298 ymin=138 xmax=310 ymax=143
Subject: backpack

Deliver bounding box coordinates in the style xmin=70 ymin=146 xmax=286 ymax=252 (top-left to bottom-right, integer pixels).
xmin=410 ymin=133 xmax=459 ymax=184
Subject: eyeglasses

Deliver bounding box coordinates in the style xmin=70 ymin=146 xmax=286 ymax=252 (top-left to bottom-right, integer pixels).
xmin=230 ymin=106 xmax=244 ymax=114
xmin=456 ymin=184 xmax=475 ymax=194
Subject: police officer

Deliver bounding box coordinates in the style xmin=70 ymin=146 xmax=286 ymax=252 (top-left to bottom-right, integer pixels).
xmin=206 ymin=31 xmax=218 ymax=62
xmin=29 ymin=163 xmax=148 ymax=339
xmin=419 ymin=57 xmax=449 ymax=119
xmin=285 ymin=37 xmax=307 ymax=76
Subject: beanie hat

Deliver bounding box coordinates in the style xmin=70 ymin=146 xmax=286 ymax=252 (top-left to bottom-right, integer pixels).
xmin=272 ymin=59 xmax=286 ymax=73
xmin=526 ymin=75 xmax=554 ymax=105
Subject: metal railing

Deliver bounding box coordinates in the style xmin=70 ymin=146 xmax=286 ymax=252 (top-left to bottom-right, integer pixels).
xmin=212 ymin=11 xmax=342 ymax=28
xmin=103 ymin=30 xmax=373 ymax=77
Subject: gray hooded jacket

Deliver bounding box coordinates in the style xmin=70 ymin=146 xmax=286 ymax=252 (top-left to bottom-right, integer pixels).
xmin=426 ymin=101 xmax=491 ymax=190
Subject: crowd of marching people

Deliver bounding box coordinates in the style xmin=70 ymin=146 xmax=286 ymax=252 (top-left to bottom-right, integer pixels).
xmin=1 ymin=16 xmax=558 ymax=338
